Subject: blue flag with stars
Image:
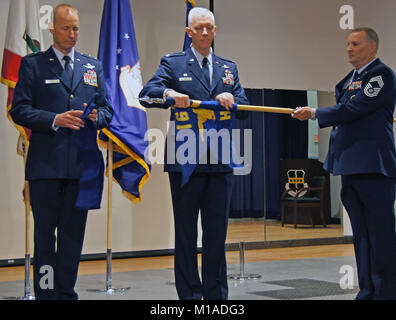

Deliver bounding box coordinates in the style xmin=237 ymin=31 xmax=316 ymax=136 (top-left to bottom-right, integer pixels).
xmin=98 ymin=0 xmax=150 ymax=203
xmin=183 ymin=0 xmax=196 ymax=50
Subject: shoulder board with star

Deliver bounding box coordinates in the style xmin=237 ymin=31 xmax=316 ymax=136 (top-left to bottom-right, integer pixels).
xmin=80 ymin=52 xmax=99 ymax=62
xmin=164 ymin=51 xmax=186 ymax=58
xmin=25 ymin=51 xmax=45 ymax=58
xmin=366 ymin=63 xmax=392 ymax=78
xmin=215 ymin=55 xmax=236 ymax=69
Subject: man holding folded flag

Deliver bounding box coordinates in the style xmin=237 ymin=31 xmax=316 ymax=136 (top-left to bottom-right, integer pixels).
xmin=9 ymin=4 xmax=113 ymax=299
xmin=139 ymin=6 xmax=248 ymax=300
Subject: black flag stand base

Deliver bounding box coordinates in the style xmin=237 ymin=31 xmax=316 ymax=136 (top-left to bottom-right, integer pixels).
xmin=227 ymin=241 xmax=262 ymax=281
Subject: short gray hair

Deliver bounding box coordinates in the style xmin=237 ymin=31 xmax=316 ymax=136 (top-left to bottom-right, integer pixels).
xmin=188 ymin=7 xmax=215 ymax=27
xmin=352 ymin=27 xmax=379 ymax=52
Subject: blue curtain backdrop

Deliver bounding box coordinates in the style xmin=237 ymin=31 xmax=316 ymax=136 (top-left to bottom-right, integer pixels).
xmin=230 ymin=88 xmax=308 ymax=219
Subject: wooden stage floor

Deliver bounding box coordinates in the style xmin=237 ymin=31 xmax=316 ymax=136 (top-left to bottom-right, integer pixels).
xmin=0 ymin=220 xmax=351 ymax=283
xmin=226 ymin=219 xmax=344 ymax=243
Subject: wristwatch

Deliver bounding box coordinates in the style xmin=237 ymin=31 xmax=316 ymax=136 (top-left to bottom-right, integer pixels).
xmin=311 ymin=108 xmax=317 ymax=120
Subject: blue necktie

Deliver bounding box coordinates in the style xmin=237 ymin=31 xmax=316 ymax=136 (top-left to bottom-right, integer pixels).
xmin=63 ymin=55 xmax=73 ymax=85
xmin=202 ymin=57 xmax=210 ymax=87
xmin=343 ymin=70 xmax=359 ymax=92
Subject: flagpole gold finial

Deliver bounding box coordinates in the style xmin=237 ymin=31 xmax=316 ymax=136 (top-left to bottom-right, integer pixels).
xmin=185 ymin=0 xmax=196 ymax=6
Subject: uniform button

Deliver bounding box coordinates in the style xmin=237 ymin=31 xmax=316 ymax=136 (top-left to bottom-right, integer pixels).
xmin=70 ymin=94 xmax=74 ymax=99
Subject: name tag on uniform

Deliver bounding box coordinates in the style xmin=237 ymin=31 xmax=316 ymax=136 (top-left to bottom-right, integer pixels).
xmin=179 ymin=77 xmax=192 ymax=82
xmin=45 ymin=79 xmax=60 ymax=84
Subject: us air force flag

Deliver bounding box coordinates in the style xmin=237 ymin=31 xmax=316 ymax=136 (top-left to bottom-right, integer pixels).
xmin=98 ymin=0 xmax=150 ymax=203
xmin=183 ymin=0 xmax=196 ymax=49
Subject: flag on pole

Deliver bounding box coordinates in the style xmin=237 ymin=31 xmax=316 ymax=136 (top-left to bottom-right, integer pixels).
xmin=1 ymin=0 xmax=43 ymax=156
xmin=173 ymin=104 xmax=241 ymax=186
xmin=98 ymin=0 xmax=150 ymax=203
xmin=183 ymin=0 xmax=196 ymax=50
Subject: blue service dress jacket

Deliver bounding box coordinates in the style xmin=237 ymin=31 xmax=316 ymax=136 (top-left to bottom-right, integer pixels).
xmin=139 ymin=47 xmax=249 ymax=173
xmin=317 ymin=58 xmax=396 ymax=177
xmin=10 ymin=47 xmax=113 ymax=208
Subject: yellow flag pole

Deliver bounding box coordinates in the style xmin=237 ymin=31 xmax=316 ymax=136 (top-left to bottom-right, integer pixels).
xmin=190 ymin=99 xmax=396 ymax=121
xmin=235 ymin=104 xmax=294 ymax=114
xmin=89 ymin=139 xmax=130 ymax=294
xmin=106 ymin=139 xmax=113 ymax=293
xmin=140 ymin=96 xmax=396 ymax=121
xmin=23 ymin=187 xmax=33 ymax=298
xmin=22 ymin=144 xmax=34 ymax=300
xmin=4 ymin=140 xmax=35 ymax=300
xmin=189 ymin=99 xmax=295 ymax=114
xmin=87 ymin=138 xmax=130 ymax=295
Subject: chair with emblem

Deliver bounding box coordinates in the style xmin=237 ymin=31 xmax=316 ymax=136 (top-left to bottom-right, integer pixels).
xmin=281 ymin=172 xmax=326 ymax=228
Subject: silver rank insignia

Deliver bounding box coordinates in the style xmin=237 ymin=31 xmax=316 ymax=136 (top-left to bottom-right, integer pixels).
xmin=364 ymin=75 xmax=384 ymax=97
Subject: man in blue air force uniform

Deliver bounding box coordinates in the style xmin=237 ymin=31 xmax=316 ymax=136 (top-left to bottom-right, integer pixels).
xmin=139 ymin=7 xmax=248 ymax=300
xmin=293 ymin=27 xmax=396 ymax=300
xmin=10 ymin=4 xmax=113 ymax=300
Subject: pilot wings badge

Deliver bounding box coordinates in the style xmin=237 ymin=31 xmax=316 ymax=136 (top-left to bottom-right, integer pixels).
xmin=83 ymin=63 xmax=95 ymax=69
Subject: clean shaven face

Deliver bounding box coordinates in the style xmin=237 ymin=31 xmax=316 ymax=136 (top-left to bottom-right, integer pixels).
xmin=186 ymin=16 xmax=217 ymax=55
xmin=347 ymin=31 xmax=376 ymax=69
xmin=50 ymin=7 xmax=79 ymax=55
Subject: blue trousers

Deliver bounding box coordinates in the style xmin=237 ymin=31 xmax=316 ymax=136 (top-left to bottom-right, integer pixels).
xmin=29 ymin=179 xmax=88 ymax=300
xmin=169 ymin=172 xmax=234 ymax=300
xmin=341 ymin=174 xmax=396 ymax=300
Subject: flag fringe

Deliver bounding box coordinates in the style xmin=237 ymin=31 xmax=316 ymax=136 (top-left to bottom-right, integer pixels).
xmin=1 ymin=76 xmax=17 ymax=88
xmin=6 ymin=102 xmax=29 ymax=156
xmin=98 ymin=128 xmax=150 ymax=203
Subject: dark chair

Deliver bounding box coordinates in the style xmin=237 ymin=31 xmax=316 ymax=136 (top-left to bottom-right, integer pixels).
xmin=281 ymin=175 xmax=327 ymax=228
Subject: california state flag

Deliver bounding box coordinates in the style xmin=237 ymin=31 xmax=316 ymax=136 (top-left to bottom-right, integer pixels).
xmin=1 ymin=0 xmax=43 ymax=156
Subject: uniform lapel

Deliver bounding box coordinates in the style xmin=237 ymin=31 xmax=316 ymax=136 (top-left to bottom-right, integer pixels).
xmin=186 ymin=49 xmax=210 ymax=92
xmin=210 ymin=55 xmax=224 ymax=92
xmin=71 ymin=51 xmax=85 ymax=93
xmin=47 ymin=47 xmax=71 ymax=90
xmin=336 ymin=70 xmax=354 ymax=102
